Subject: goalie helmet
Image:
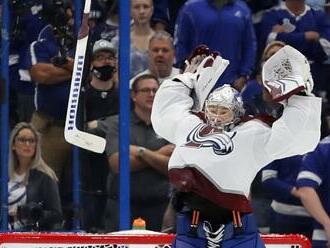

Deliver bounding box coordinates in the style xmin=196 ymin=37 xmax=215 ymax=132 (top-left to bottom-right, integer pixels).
xmin=204 ymin=84 xmax=245 ymax=130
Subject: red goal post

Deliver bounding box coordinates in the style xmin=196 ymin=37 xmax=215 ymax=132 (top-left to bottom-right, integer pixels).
xmin=0 ymin=232 xmax=311 ymax=248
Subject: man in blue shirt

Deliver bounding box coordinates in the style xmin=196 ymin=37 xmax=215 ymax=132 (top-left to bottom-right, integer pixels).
xmin=26 ymin=3 xmax=75 ymax=229
xmin=259 ymin=0 xmax=330 ymax=97
xmin=9 ymin=0 xmax=47 ymax=124
xmin=27 ymin=25 xmax=74 ymax=175
xmin=297 ymin=136 xmax=330 ymax=248
xmin=174 ymin=0 xmax=257 ymax=91
xmin=262 ymin=155 xmax=313 ymax=238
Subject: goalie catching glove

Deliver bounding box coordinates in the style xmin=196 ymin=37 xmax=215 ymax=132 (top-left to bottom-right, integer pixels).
xmin=262 ymin=45 xmax=314 ymax=102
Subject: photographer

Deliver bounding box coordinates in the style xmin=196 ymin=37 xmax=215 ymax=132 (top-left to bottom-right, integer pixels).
xmin=26 ymin=0 xmax=75 ymax=229
xmin=8 ymin=122 xmax=62 ymax=231
xmin=9 ymin=0 xmax=47 ymax=125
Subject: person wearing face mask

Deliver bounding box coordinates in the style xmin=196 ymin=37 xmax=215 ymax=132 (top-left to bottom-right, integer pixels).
xmin=79 ymin=39 xmax=119 ymax=232
xmin=84 ymin=39 xmax=119 ymax=126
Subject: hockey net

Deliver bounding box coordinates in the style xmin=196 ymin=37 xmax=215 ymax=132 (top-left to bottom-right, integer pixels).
xmin=0 ymin=231 xmax=311 ymax=248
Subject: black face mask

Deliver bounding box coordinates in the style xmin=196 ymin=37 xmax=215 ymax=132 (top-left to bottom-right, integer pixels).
xmin=92 ymin=65 xmax=116 ymax=81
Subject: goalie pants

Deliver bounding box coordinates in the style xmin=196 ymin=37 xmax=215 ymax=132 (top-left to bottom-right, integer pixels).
xmin=173 ymin=210 xmax=266 ymax=248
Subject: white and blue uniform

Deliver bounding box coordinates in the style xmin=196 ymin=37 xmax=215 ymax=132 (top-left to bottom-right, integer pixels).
xmin=151 ymin=71 xmax=321 ymax=247
xmin=260 ymin=2 xmax=330 ymax=62
xmin=26 ymin=25 xmax=71 ymax=120
xmin=262 ymin=155 xmax=313 ymax=237
xmin=259 ymin=2 xmax=330 ymax=94
xmin=296 ymin=136 xmax=330 ymax=247
xmin=10 ymin=0 xmax=47 ymax=122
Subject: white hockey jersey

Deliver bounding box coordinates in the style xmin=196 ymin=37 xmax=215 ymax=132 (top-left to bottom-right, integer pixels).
xmin=151 ymin=77 xmax=321 ymax=212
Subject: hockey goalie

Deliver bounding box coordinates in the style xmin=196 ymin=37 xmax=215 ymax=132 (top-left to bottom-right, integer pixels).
xmin=151 ymin=45 xmax=321 ymax=248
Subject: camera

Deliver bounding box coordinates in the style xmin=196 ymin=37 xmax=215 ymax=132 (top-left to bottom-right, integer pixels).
xmin=51 ymin=56 xmax=69 ymax=67
xmin=17 ymin=202 xmax=43 ymax=227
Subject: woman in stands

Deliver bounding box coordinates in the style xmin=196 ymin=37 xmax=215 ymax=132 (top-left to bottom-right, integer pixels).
xmin=130 ymin=0 xmax=155 ymax=77
xmin=8 ymin=122 xmax=62 ymax=231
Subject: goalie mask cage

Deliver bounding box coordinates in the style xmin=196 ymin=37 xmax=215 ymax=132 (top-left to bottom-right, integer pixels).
xmin=0 ymin=232 xmax=311 ymax=248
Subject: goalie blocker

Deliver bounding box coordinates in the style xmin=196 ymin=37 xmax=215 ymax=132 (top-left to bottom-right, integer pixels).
xmin=262 ymin=45 xmax=314 ymax=102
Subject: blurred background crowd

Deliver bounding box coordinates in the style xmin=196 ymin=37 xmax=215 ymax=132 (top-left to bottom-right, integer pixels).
xmin=1 ymin=0 xmax=330 ymax=245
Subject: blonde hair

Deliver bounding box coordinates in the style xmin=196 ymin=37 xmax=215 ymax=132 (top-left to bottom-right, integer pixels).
xmin=9 ymin=122 xmax=58 ymax=184
xmin=262 ymin=41 xmax=286 ymax=62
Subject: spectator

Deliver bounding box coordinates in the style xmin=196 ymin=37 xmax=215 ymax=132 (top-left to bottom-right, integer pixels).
xmin=259 ymin=0 xmax=330 ymax=99
xmin=296 ymin=136 xmax=330 ymax=247
xmin=168 ymin=0 xmax=188 ymax=35
xmin=89 ymin=0 xmax=108 ymax=28
xmin=262 ymin=155 xmax=313 ymax=238
xmin=129 ymin=0 xmax=155 ymax=77
xmin=9 ymin=0 xmax=47 ymax=126
xmin=89 ymin=0 xmax=119 ymax=44
xmin=84 ymin=39 xmax=119 ymax=127
xmin=130 ymin=31 xmax=180 ymax=86
xmin=27 ymin=5 xmax=74 ymax=180
xmin=80 ymin=39 xmax=119 ymax=232
xmin=26 ymin=4 xmax=74 ymax=229
xmin=99 ymin=74 xmax=174 ymax=232
xmin=8 ymin=122 xmax=62 ymax=231
xmin=151 ymin=0 xmax=170 ymax=31
xmin=174 ymin=0 xmax=257 ymax=91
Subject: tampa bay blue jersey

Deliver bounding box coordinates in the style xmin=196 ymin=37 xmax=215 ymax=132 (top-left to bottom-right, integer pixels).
xmin=26 ymin=25 xmax=71 ymax=119
xmin=263 ymin=155 xmax=304 ymax=204
xmin=297 ymin=136 xmax=330 ymax=230
xmin=10 ymin=0 xmax=47 ymax=94
xmin=260 ymin=3 xmax=330 ymax=62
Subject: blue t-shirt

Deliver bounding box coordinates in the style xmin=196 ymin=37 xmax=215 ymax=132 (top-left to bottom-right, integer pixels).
xmin=174 ymin=0 xmax=257 ymax=86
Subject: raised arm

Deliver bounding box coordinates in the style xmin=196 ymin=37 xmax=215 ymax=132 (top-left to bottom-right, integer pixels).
xmin=151 ymin=52 xmax=229 ymax=144
xmin=298 ymin=187 xmax=330 ymax=237
xmin=261 ymin=45 xmax=321 ymax=160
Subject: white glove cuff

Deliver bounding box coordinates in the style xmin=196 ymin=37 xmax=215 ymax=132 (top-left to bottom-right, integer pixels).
xmin=172 ymin=72 xmax=196 ymax=89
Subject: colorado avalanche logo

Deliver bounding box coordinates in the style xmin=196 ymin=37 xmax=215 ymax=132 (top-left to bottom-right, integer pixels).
xmin=184 ymin=124 xmax=236 ymax=155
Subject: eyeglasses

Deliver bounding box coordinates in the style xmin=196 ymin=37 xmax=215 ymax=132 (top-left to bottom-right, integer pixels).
xmin=135 ymin=88 xmax=158 ymax=94
xmin=15 ymin=137 xmax=36 ymax=145
xmin=94 ymin=55 xmax=116 ymax=62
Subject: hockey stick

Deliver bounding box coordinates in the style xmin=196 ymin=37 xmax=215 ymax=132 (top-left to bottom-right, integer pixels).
xmin=64 ymin=0 xmax=106 ymax=153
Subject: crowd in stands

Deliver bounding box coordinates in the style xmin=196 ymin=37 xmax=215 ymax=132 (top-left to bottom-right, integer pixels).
xmin=1 ymin=0 xmax=330 ymax=246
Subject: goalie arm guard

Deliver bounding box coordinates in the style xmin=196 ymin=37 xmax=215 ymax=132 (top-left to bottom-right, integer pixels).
xmin=262 ymin=45 xmax=314 ymax=103
xmin=151 ymin=53 xmax=229 ymax=144
xmin=262 ymin=94 xmax=321 ymax=163
xmin=151 ymin=73 xmax=200 ymax=145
